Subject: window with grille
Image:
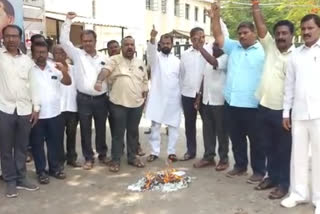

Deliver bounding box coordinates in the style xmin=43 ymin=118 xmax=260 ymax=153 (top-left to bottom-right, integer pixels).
xmin=185 ymin=4 xmax=190 ymax=20
xmin=174 ymin=0 xmax=180 ymax=16
xmin=195 ymin=7 xmax=198 ymax=21
xmin=161 ymin=0 xmax=167 ymax=13
xmin=203 ymin=9 xmax=206 ymax=23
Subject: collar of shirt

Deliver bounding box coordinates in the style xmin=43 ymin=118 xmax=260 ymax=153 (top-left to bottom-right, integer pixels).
xmin=81 ymin=49 xmax=99 ymax=59
xmin=237 ymin=41 xmax=260 ymax=50
xmin=285 ymin=44 xmax=296 ymax=54
xmin=302 ymin=39 xmax=320 ymax=50
xmin=1 ymin=47 xmax=22 ymax=56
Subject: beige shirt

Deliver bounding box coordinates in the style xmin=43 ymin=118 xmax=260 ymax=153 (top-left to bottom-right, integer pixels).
xmin=106 ymin=55 xmax=148 ymax=108
xmin=255 ymin=32 xmax=295 ymax=110
xmin=0 ymin=48 xmax=40 ymax=116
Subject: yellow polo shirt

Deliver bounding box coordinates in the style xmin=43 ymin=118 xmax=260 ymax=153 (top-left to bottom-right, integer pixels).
xmin=255 ymin=32 xmax=295 ymax=110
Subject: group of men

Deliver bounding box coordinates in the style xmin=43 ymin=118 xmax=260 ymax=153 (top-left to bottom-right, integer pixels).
xmin=0 ymin=1 xmax=320 ymax=213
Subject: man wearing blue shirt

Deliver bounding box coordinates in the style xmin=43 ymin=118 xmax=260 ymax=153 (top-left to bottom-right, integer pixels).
xmin=210 ymin=2 xmax=266 ymax=183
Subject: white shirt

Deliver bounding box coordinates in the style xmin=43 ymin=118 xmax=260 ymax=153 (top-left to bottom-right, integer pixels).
xmin=202 ymin=52 xmax=228 ymax=106
xmin=283 ymin=40 xmax=320 ymax=120
xmin=0 ymin=48 xmax=40 ymax=115
xmin=145 ymin=42 xmax=182 ymax=127
xmin=60 ymin=18 xmax=108 ymax=96
xmin=60 ymin=64 xmax=77 ymax=112
xmin=179 ymin=46 xmax=207 ymax=98
xmin=31 ymin=61 xmax=63 ymax=119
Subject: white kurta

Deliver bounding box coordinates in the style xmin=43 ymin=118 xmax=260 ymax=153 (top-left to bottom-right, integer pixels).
xmin=145 ymin=42 xmax=182 ymax=128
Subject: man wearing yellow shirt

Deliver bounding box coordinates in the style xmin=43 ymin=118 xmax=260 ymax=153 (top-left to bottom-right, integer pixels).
xmin=95 ymin=36 xmax=148 ymax=172
xmin=251 ymin=0 xmax=294 ymax=199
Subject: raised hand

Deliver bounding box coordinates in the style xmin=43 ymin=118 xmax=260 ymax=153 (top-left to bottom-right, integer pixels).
xmin=66 ymin=12 xmax=77 ymax=20
xmin=150 ymin=25 xmax=158 ymax=38
xmin=55 ymin=62 xmax=68 ymax=74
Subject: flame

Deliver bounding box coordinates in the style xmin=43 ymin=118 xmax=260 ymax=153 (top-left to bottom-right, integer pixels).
xmin=143 ymin=168 xmax=183 ymax=190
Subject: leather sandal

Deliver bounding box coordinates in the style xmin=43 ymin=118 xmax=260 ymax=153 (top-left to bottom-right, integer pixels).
xmin=109 ymin=162 xmax=120 ymax=173
xmin=128 ymin=159 xmax=145 ymax=168
xmin=254 ymin=178 xmax=275 ymax=191
xmin=193 ymin=159 xmax=216 ymax=168
xmin=168 ymin=154 xmax=178 ymax=162
xmin=147 ymin=154 xmax=158 ymax=162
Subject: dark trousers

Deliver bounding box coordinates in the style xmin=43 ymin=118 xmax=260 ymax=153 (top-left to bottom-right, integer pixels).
xmin=258 ymin=105 xmax=292 ymax=190
xmin=0 ymin=110 xmax=31 ymax=183
xmin=30 ymin=115 xmax=64 ymax=174
xmin=62 ymin=111 xmax=79 ymax=163
xmin=199 ymin=104 xmax=229 ymax=162
xmin=225 ymin=103 xmax=266 ymax=176
xmin=77 ymin=92 xmax=108 ymax=161
xmin=182 ymin=95 xmax=198 ymax=156
xmin=109 ymin=102 xmax=143 ymax=164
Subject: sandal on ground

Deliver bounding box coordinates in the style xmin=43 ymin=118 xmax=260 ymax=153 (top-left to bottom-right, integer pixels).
xmin=128 ymin=159 xmax=145 ymax=168
xmin=193 ymin=159 xmax=216 ymax=168
xmin=168 ymin=154 xmax=178 ymax=162
xmin=109 ymin=162 xmax=120 ymax=173
xmin=147 ymin=154 xmax=158 ymax=162
xmin=49 ymin=171 xmax=66 ymax=180
xmin=83 ymin=161 xmax=94 ymax=170
xmin=180 ymin=153 xmax=195 ymax=161
xmin=38 ymin=173 xmax=50 ymax=185
xmin=215 ymin=161 xmax=229 ymax=171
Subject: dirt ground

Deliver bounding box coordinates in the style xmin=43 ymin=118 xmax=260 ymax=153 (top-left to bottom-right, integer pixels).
xmin=0 ymin=118 xmax=314 ymax=214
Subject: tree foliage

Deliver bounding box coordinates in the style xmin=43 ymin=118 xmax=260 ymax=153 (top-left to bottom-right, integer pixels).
xmin=220 ymin=0 xmax=320 ymax=38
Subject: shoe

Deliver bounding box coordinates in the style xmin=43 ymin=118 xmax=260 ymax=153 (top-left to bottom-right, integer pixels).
xmin=38 ymin=172 xmax=50 ymax=185
xmin=136 ymin=146 xmax=146 ymax=156
xmin=268 ymin=186 xmax=287 ymax=200
xmin=66 ymin=160 xmax=82 ymax=168
xmin=49 ymin=171 xmax=66 ymax=180
xmin=83 ymin=160 xmax=94 ymax=170
xmin=6 ymin=182 xmax=18 ymax=198
xmin=168 ymin=154 xmax=178 ymax=162
xmin=226 ymin=168 xmax=247 ymax=177
xmin=281 ymin=195 xmax=308 ymax=208
xmin=215 ymin=161 xmax=229 ymax=171
xmin=17 ymin=179 xmax=39 ymax=191
xmin=254 ymin=177 xmax=276 ymax=190
xmin=193 ymin=159 xmax=216 ymax=168
xmin=247 ymin=173 xmax=264 ymax=184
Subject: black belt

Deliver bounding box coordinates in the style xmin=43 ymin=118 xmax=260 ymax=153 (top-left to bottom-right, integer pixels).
xmin=77 ymin=91 xmax=107 ymax=99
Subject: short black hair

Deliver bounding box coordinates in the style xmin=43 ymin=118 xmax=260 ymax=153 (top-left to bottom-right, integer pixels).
xmin=273 ymin=20 xmax=295 ymax=34
xmin=160 ymin=33 xmax=173 ymax=44
xmin=30 ymin=34 xmax=46 ymax=43
xmin=237 ymin=21 xmax=255 ymax=32
xmin=301 ymin=14 xmax=320 ymax=28
xmin=107 ymin=40 xmax=119 ymax=48
xmin=31 ymin=41 xmax=49 ymax=53
xmin=2 ymin=24 xmax=22 ymax=38
xmin=0 ymin=0 xmax=15 ymax=17
xmin=121 ymin=36 xmax=135 ymax=46
xmin=80 ymin=30 xmax=97 ymax=41
xmin=190 ymin=27 xmax=204 ymax=37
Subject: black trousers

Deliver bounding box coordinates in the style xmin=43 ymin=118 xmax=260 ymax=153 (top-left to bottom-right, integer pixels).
xmin=30 ymin=115 xmax=64 ymax=174
xmin=199 ymin=104 xmax=229 ymax=162
xmin=258 ymin=105 xmax=292 ymax=190
xmin=0 ymin=110 xmax=31 ymax=183
xmin=77 ymin=92 xmax=108 ymax=161
xmin=109 ymin=102 xmax=143 ymax=164
xmin=61 ymin=111 xmax=79 ymax=163
xmin=225 ymin=103 xmax=266 ymax=176
xmin=182 ymin=95 xmax=198 ymax=157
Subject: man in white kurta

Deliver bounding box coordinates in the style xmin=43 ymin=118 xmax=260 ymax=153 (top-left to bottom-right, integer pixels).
xmin=281 ymin=14 xmax=320 ymax=213
xmin=145 ymin=28 xmax=181 ymax=162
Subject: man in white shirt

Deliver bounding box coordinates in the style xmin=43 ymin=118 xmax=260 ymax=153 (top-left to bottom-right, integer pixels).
xmin=30 ymin=41 xmax=71 ymax=185
xmin=193 ymin=43 xmax=229 ymax=171
xmin=52 ymin=45 xmax=80 ymax=168
xmin=281 ymin=14 xmax=320 ymax=213
xmin=0 ymin=25 xmax=40 ymax=198
xmin=60 ymin=12 xmax=109 ymax=169
xmin=179 ymin=27 xmax=207 ymax=161
xmin=145 ymin=27 xmax=181 ymax=162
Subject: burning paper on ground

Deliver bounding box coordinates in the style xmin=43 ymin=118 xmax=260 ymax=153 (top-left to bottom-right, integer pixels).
xmin=128 ymin=168 xmax=191 ymax=192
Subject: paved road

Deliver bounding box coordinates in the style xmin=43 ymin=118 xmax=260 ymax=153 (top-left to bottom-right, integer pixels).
xmin=0 ymin=118 xmax=314 ymax=214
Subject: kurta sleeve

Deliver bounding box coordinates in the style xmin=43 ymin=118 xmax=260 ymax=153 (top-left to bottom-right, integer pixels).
xmin=283 ymin=54 xmax=295 ymax=118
